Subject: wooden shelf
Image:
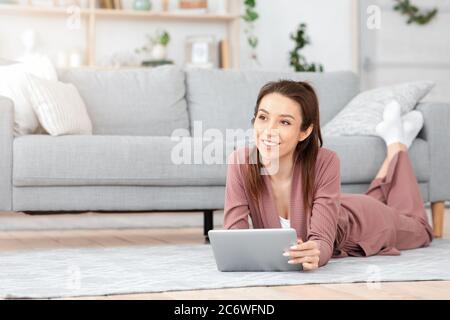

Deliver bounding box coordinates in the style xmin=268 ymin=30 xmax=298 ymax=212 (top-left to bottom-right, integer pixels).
xmin=0 ymin=4 xmax=89 ymax=15
xmin=0 ymin=4 xmax=238 ymax=21
xmin=0 ymin=1 xmax=241 ymax=68
xmin=94 ymin=8 xmax=238 ymax=21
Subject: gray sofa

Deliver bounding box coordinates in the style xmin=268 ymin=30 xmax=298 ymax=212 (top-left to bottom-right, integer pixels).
xmin=0 ymin=66 xmax=448 ymax=239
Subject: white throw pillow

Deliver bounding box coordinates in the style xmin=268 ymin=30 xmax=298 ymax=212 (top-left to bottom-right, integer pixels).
xmin=322 ymin=81 xmax=435 ymax=136
xmin=0 ymin=54 xmax=58 ymax=136
xmin=26 ymin=74 xmax=93 ymax=136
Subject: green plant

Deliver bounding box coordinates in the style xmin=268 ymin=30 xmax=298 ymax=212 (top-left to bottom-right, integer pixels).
xmin=289 ymin=23 xmax=323 ymax=72
xmin=152 ymin=30 xmax=170 ymax=46
xmin=135 ymin=30 xmax=170 ymax=54
xmin=242 ymin=0 xmax=260 ymax=65
xmin=393 ymin=0 xmax=438 ymax=25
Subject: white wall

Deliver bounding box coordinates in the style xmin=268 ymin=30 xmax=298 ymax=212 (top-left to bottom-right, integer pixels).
xmin=0 ymin=13 xmax=86 ymax=61
xmin=240 ymin=0 xmax=355 ymax=72
xmin=360 ymin=0 xmax=450 ymax=103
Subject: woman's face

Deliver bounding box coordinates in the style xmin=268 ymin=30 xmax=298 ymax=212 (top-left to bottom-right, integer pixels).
xmin=253 ymin=92 xmax=312 ymax=162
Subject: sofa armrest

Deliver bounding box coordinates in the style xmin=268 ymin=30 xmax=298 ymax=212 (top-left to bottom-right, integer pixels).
xmin=0 ymin=95 xmax=13 ymax=211
xmin=417 ymin=102 xmax=450 ymax=202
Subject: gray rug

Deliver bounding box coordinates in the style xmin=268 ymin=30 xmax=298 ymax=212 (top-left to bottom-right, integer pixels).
xmin=1 ymin=239 xmax=450 ymax=299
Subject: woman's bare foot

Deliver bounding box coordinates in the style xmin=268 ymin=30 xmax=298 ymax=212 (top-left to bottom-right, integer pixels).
xmin=387 ymin=142 xmax=407 ymax=160
xmin=375 ymin=142 xmax=407 ymax=179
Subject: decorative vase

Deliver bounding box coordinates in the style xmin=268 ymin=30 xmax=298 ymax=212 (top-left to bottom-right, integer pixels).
xmin=133 ymin=0 xmax=152 ymax=11
xmin=151 ymin=44 xmax=167 ymax=60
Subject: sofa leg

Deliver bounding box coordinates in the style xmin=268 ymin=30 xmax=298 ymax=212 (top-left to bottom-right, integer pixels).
xmin=204 ymin=210 xmax=214 ymax=244
xmin=431 ymin=201 xmax=445 ymax=238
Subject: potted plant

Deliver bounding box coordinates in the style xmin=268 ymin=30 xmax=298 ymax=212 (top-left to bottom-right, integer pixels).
xmin=136 ymin=29 xmax=171 ymax=62
xmin=150 ymin=30 xmax=170 ymax=60
xmin=289 ymin=23 xmax=323 ymax=72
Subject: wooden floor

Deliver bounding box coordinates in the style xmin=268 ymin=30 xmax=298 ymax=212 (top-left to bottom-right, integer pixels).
xmin=1 ymin=208 xmax=449 ymax=300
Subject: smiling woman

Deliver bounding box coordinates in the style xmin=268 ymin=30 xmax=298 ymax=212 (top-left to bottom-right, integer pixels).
xmin=249 ymin=81 xmax=320 ymax=216
xmin=223 ymin=80 xmax=434 ymax=271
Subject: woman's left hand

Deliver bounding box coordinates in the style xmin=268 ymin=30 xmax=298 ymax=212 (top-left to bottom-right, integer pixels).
xmin=284 ymin=239 xmax=320 ymax=271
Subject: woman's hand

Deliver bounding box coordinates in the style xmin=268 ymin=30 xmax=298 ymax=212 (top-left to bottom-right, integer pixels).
xmin=283 ymin=238 xmax=320 ymax=271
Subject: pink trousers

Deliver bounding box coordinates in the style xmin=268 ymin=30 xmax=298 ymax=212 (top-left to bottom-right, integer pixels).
xmin=337 ymin=150 xmax=434 ymax=257
xmin=365 ymin=150 xmax=434 ymax=250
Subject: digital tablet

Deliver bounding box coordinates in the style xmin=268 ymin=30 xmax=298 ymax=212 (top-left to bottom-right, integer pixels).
xmin=208 ymin=228 xmax=302 ymax=272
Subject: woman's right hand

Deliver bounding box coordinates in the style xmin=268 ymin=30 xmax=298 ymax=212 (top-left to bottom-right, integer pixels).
xmin=283 ymin=238 xmax=321 ymax=271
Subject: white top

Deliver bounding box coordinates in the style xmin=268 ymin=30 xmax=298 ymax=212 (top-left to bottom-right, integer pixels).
xmin=279 ymin=216 xmax=290 ymax=229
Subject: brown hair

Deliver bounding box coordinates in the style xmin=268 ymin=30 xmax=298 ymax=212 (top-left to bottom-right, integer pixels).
xmin=245 ymin=80 xmax=323 ymax=214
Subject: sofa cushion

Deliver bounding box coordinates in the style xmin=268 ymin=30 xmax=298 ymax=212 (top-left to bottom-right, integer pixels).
xmin=186 ymin=69 xmax=359 ymax=135
xmin=13 ymin=135 xmax=228 ymax=187
xmin=57 ymin=66 xmax=189 ymax=136
xmin=26 ymin=74 xmax=93 ymax=136
xmin=323 ymin=81 xmax=435 ymax=136
xmin=323 ymin=136 xmax=429 ymax=183
xmin=13 ymin=135 xmax=429 ymax=187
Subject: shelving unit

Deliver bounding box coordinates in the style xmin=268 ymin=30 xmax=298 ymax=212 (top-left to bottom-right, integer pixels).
xmin=93 ymin=8 xmax=238 ymax=20
xmin=0 ymin=3 xmax=90 ymax=15
xmin=0 ymin=0 xmax=241 ymax=68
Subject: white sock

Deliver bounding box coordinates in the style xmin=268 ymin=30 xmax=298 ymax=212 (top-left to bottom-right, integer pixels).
xmin=401 ymin=110 xmax=424 ymax=149
xmin=381 ymin=100 xmax=403 ymax=122
xmin=375 ymin=101 xmax=405 ymax=146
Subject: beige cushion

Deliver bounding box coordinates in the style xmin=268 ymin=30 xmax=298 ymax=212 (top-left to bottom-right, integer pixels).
xmin=26 ymin=74 xmax=93 ymax=136
xmin=0 ymin=55 xmax=57 ymax=136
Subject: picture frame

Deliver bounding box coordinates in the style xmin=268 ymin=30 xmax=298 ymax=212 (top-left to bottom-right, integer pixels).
xmin=185 ymin=35 xmax=217 ymax=69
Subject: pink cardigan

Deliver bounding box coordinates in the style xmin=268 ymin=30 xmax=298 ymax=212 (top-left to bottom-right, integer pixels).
xmin=223 ymin=147 xmax=343 ymax=267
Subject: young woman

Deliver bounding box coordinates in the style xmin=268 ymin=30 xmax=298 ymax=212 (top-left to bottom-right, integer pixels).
xmin=223 ymin=80 xmax=433 ymax=271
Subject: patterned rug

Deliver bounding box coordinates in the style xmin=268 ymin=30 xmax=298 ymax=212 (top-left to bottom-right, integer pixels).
xmin=1 ymin=239 xmax=449 ymax=299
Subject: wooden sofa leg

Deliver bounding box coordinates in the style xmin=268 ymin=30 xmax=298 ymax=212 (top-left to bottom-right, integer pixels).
xmin=431 ymin=201 xmax=445 ymax=238
xmin=203 ymin=210 xmax=214 ymax=244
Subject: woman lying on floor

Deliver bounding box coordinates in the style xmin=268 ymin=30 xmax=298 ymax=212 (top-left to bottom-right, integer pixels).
xmin=223 ymin=80 xmax=433 ymax=271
